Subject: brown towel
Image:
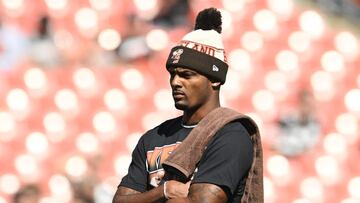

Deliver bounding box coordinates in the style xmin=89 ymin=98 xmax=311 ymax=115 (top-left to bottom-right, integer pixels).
xmin=162 ymin=107 xmax=263 ymax=203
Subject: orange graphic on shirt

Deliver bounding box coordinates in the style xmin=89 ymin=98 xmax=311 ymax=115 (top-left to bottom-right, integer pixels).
xmin=146 ymin=142 xmax=181 ymax=173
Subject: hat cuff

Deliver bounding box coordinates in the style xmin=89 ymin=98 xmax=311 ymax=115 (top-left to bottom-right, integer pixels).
xmin=166 ymin=46 xmax=228 ymax=84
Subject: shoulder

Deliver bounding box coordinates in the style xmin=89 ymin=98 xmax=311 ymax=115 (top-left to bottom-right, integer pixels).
xmin=141 ymin=116 xmax=182 ymax=139
xmin=217 ymin=120 xmax=251 ymax=138
xmin=207 ymin=120 xmax=253 ymax=153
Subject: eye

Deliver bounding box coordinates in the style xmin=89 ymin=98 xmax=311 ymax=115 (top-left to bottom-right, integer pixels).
xmin=179 ymin=71 xmax=194 ymax=78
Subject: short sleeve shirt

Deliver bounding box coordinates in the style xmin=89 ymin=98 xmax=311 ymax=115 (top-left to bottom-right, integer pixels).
xmin=120 ymin=117 xmax=253 ymax=202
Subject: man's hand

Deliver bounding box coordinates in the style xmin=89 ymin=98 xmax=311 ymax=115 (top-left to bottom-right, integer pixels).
xmin=165 ymin=180 xmax=191 ymax=199
xmin=166 ymin=183 xmax=228 ymax=203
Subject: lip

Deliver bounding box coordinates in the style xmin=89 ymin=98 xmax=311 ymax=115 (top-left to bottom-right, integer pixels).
xmin=172 ymin=90 xmax=185 ymax=99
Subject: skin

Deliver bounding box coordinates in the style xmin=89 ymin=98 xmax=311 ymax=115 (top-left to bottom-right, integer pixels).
xmin=112 ymin=67 xmax=228 ymax=203
xmin=169 ymin=67 xmax=220 ymax=125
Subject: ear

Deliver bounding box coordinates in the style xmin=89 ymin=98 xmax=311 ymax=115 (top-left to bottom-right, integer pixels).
xmin=211 ymin=82 xmax=221 ymax=87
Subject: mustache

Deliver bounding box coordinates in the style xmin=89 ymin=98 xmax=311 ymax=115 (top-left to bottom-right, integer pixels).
xmin=172 ymin=89 xmax=185 ymax=95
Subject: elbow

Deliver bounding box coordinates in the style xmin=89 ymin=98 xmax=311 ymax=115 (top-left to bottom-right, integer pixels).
xmin=112 ymin=194 xmax=124 ymax=203
xmin=112 ymin=196 xmax=119 ymax=203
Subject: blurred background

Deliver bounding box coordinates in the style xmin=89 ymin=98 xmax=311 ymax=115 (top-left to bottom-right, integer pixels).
xmin=0 ymin=0 xmax=360 ymax=202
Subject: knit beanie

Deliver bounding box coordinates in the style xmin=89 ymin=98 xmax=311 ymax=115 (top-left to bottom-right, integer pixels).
xmin=166 ymin=8 xmax=228 ymax=84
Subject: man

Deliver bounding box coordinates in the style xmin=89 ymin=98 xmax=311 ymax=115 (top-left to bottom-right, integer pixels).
xmin=113 ymin=8 xmax=263 ymax=203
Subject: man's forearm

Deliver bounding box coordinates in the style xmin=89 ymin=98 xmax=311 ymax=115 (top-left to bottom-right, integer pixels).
xmin=113 ymin=185 xmax=166 ymax=203
xmin=166 ymin=198 xmax=191 ymax=203
xmin=166 ymin=183 xmax=227 ymax=203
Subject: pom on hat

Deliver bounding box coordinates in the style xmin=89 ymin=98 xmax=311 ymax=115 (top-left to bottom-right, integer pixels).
xmin=194 ymin=7 xmax=222 ymax=33
xmin=166 ymin=7 xmax=228 ymax=84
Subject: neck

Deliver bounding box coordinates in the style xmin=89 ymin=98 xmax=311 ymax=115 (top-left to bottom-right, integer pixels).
xmin=182 ymin=99 xmax=220 ymax=125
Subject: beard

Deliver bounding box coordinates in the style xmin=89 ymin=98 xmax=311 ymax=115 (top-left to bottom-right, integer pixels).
xmin=174 ymin=101 xmax=187 ymax=110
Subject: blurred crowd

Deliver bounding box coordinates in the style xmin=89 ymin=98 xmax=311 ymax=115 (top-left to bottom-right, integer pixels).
xmin=0 ymin=0 xmax=191 ymax=72
xmin=310 ymin=0 xmax=360 ymax=25
xmin=1 ymin=0 xmax=359 ymax=202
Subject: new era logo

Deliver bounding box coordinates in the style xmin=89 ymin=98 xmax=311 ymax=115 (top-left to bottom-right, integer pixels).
xmin=212 ymin=65 xmax=219 ymax=72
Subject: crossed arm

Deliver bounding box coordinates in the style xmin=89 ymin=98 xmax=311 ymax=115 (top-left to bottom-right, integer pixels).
xmin=112 ymin=181 xmax=228 ymax=203
xmin=166 ymin=183 xmax=227 ymax=203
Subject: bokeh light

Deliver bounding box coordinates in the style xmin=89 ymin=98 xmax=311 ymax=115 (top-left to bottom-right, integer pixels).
xmin=2 ymin=0 xmax=23 ymax=12
xmin=142 ymin=112 xmax=169 ymax=130
xmin=153 ymin=89 xmax=173 ymax=111
xmin=252 ymin=89 xmax=275 ymax=112
xmin=114 ymin=155 xmax=132 ymax=177
xmin=222 ymin=69 xmax=243 ymax=100
xmin=335 ymin=113 xmax=358 ymax=143
xmin=310 ymin=70 xmax=335 ymax=101
xmin=321 ymin=50 xmax=344 ymax=73
xmin=0 ymin=174 xmax=20 ymax=195
xmin=120 ymin=68 xmax=144 ymax=91
xmin=40 ymin=196 xmax=62 ymax=203
xmin=48 ymin=174 xmax=72 ymax=201
xmin=300 ymin=177 xmax=324 ymax=202
xmin=276 ymin=50 xmax=299 ymax=73
xmin=146 ymin=29 xmax=169 ymax=51
xmin=0 ymin=197 xmax=6 ymax=203
xmin=241 ymin=31 xmax=264 ymax=52
xmin=299 ymin=10 xmax=325 ymax=39
xmin=222 ymin=0 xmax=245 ymax=12
xmin=0 ymin=111 xmax=16 ymax=139
xmin=341 ymin=198 xmax=360 ymax=203
xmin=315 ymin=155 xmax=340 ymax=185
xmin=89 ymin=0 xmax=112 ymax=11
xmin=65 ymin=156 xmax=88 ymax=178
xmin=134 ymin=0 xmax=157 ymax=11
xmin=323 ymin=133 xmax=347 ymax=160
xmin=104 ymin=89 xmax=128 ymax=112
xmin=335 ymin=31 xmax=359 ymax=60
xmin=24 ymin=67 xmax=48 ymax=96
xmin=266 ymin=155 xmax=290 ymax=185
xmin=344 ymin=89 xmax=360 ymax=113
xmin=126 ymin=132 xmax=142 ymax=152
xmin=43 ymin=112 xmax=66 ymax=140
xmin=292 ymin=198 xmax=312 ymax=203
xmin=73 ymin=67 xmax=97 ymax=96
xmin=288 ymin=31 xmax=311 ymax=52
xmin=6 ymin=88 xmax=30 ymax=118
xmin=54 ymin=89 xmax=79 ymax=114
xmin=76 ymin=132 xmax=99 ymax=154
xmin=26 ymin=132 xmax=49 ymax=155
xmin=267 ymin=0 xmax=294 ymax=19
xmin=228 ymin=49 xmax=253 ymax=79
xmin=15 ymin=154 xmax=39 ymax=177
xmin=74 ymin=7 xmax=98 ymax=35
xmin=348 ymin=177 xmax=360 ymax=199
xmin=93 ymin=111 xmax=116 ymax=135
xmin=98 ymin=29 xmax=122 ymax=51
xmin=253 ymin=9 xmax=278 ymax=33
xmin=45 ymin=0 xmax=68 ymax=11
xmin=264 ymin=70 xmax=287 ymax=94
xmin=219 ymin=9 xmax=233 ymax=33
xmin=264 ymin=177 xmax=275 ymax=201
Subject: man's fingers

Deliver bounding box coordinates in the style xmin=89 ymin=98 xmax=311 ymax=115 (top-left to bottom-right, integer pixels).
xmin=158 ymin=170 xmax=165 ymax=179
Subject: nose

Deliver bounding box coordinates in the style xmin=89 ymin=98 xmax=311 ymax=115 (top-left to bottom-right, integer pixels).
xmin=170 ymin=74 xmax=181 ymax=88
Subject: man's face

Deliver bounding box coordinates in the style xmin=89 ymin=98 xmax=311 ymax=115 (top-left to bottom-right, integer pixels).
xmin=169 ymin=67 xmax=213 ymax=110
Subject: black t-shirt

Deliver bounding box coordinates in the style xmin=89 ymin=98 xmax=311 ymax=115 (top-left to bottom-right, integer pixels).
xmin=120 ymin=116 xmax=253 ymax=203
